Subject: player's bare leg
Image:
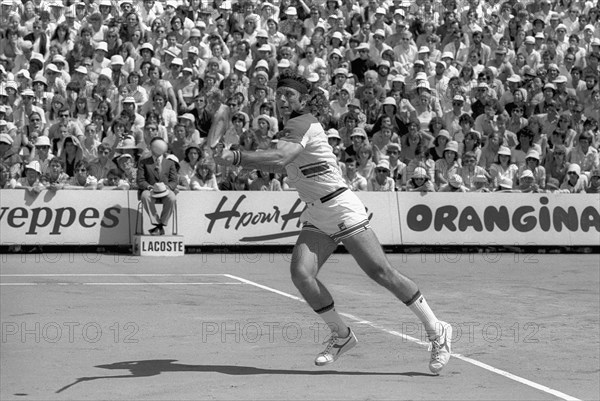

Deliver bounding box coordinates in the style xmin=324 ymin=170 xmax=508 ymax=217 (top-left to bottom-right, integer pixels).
xmin=290 ymin=229 xmax=357 ymax=366
xmin=343 ymin=228 xmax=452 ymax=374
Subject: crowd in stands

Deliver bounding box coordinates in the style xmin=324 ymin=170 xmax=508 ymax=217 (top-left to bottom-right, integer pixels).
xmin=1 ymin=0 xmax=600 ymax=194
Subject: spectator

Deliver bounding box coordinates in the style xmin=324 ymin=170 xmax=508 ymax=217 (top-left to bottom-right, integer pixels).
xmin=89 ymin=142 xmax=118 ymax=180
xmin=429 ymin=129 xmax=450 ymax=161
xmin=458 ymin=150 xmax=490 ymax=191
xmin=342 ymin=156 xmax=367 ymax=191
xmin=517 ymin=169 xmax=542 ymax=193
xmin=478 ymin=130 xmax=504 ymax=171
xmin=0 ymin=133 xmax=23 ymax=180
xmin=0 ymin=162 xmax=18 ymax=189
xmin=490 ymin=146 xmax=518 ymax=189
xmin=367 ymin=159 xmax=395 ymax=191
xmin=407 ymin=166 xmax=435 ymax=192
xmin=248 ymin=169 xmax=282 ymax=191
xmin=586 ymin=168 xmax=600 ymax=193
xmin=65 ymin=160 xmax=98 ymax=189
xmin=386 ymin=143 xmax=407 ymax=190
xmin=567 ymin=131 xmax=599 ymax=173
xmin=115 ymin=153 xmax=138 ymax=190
xmin=518 ymin=149 xmax=546 ymax=189
xmin=136 ymin=137 xmax=178 ymax=235
xmin=16 ymin=160 xmax=45 ymax=193
xmin=97 ymin=168 xmax=131 ymax=190
xmin=438 ymin=174 xmax=469 ymax=192
xmin=560 ymin=163 xmax=588 ymax=193
xmin=406 ymin=143 xmax=435 ymax=182
xmin=356 ymin=143 xmax=376 ymax=182
xmin=30 ymin=136 xmax=54 ymax=176
xmin=545 ymin=144 xmax=570 ymax=185
xmin=434 ymin=140 xmax=460 ymax=189
xmin=190 ymin=161 xmax=219 ymax=191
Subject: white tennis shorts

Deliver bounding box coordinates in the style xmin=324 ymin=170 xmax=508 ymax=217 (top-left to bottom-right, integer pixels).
xmin=301 ymin=189 xmax=371 ymax=243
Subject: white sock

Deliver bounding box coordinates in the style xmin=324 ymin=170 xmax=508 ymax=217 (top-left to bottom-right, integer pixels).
xmin=315 ymin=303 xmax=350 ymax=337
xmin=406 ymin=291 xmax=442 ymax=341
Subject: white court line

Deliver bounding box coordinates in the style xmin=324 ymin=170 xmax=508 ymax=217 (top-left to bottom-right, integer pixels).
xmin=224 ymin=274 xmax=582 ymax=401
xmin=0 ymin=282 xmax=242 ymax=286
xmin=0 ymin=274 xmax=225 ymax=277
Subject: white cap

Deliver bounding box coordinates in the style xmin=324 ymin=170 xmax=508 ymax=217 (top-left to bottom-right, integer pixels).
xmin=110 ymin=55 xmax=124 ymax=65
xmin=95 ymin=41 xmax=108 ymax=52
xmin=234 ymin=60 xmax=247 ymax=72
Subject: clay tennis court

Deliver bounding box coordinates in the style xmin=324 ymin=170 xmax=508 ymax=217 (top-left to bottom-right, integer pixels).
xmin=1 ymin=252 xmax=598 ymax=400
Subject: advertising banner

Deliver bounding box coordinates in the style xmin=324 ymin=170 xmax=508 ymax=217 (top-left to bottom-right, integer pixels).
xmin=165 ymin=191 xmax=402 ymax=246
xmin=0 ymin=189 xmax=133 ymax=246
xmin=1 ymin=190 xmax=597 ymax=247
xmin=398 ymin=193 xmax=600 ymax=246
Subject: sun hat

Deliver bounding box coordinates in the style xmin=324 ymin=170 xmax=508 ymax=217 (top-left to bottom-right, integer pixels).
xmin=350 ymin=127 xmax=367 ymax=138
xmin=277 ymin=59 xmax=291 ymax=69
xmin=448 ymin=174 xmax=463 ymax=188
xmin=110 ymin=55 xmax=124 ymax=65
xmin=32 ymin=76 xmax=48 ymax=87
xmin=327 ymin=128 xmax=341 ymax=140
xmin=382 ymin=97 xmax=397 ymax=107
xmin=256 ymin=29 xmax=268 ymax=38
xmin=348 ymin=98 xmax=362 ymax=109
xmin=180 ymin=113 xmax=195 ymax=122
xmin=497 ymin=146 xmax=511 ymax=156
xmin=443 ymin=140 xmax=458 ymax=153
xmin=45 ymin=64 xmax=60 ymax=74
xmin=526 ymin=149 xmax=540 ymax=160
xmin=0 ymin=133 xmax=14 ymax=145
xmin=566 ymin=163 xmax=581 ymax=177
xmin=25 ymin=161 xmax=41 ymax=174
xmin=116 ymin=153 xmax=133 ymax=163
xmin=385 ymin=143 xmax=400 ymax=155
xmin=355 ymin=43 xmax=370 ymax=51
xmin=376 ymin=159 xmax=390 ymax=171
xmin=166 ymin=154 xmax=179 ymax=165
xmin=234 ymin=60 xmax=247 ymax=72
xmin=95 ymin=42 xmax=108 ymax=52
xmin=412 ymin=167 xmax=428 ymax=179
xmin=499 ymin=177 xmax=514 ymax=189
xmin=151 ymin=182 xmax=169 ymax=198
xmin=17 ymin=69 xmax=31 ymax=79
xmin=140 ymin=42 xmax=155 ymax=53
xmin=520 ymin=169 xmax=534 ymax=179
xmin=554 ymin=75 xmax=568 ymax=84
xmin=256 ymin=59 xmax=269 ymax=70
xmin=35 ymin=136 xmax=51 ymax=147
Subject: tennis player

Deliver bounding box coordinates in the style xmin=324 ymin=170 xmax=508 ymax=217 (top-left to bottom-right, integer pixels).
xmin=214 ymin=71 xmax=452 ymax=374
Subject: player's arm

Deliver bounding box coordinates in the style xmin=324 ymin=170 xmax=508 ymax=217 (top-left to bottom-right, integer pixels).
xmin=215 ymin=140 xmax=304 ymax=172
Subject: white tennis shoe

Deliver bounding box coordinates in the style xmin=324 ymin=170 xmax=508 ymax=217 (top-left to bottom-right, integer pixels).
xmin=314 ymin=328 xmax=357 ymax=366
xmin=429 ymin=321 xmax=452 ymax=374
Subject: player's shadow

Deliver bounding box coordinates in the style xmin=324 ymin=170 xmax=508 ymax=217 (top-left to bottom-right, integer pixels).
xmin=56 ymin=359 xmax=437 ymax=393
